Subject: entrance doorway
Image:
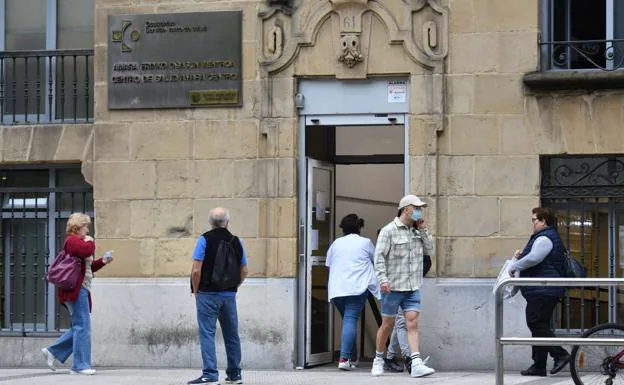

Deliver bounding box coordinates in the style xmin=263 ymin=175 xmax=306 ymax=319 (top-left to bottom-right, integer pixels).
xmin=301 ymin=115 xmax=406 ymax=367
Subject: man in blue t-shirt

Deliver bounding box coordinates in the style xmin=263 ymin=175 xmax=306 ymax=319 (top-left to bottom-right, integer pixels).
xmin=188 ymin=207 xmax=248 ymax=385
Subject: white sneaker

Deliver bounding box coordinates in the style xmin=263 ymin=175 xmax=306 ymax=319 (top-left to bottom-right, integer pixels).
xmin=410 ymin=357 xmax=435 ymax=377
xmin=371 ymin=357 xmax=384 ymax=376
xmin=70 ymin=368 xmax=96 ymax=375
xmin=338 ymin=359 xmax=356 ymax=371
xmin=41 ymin=348 xmax=56 ymax=371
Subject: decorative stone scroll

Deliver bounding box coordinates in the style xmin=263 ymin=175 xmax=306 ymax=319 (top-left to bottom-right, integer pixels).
xmin=258 ymin=0 xmax=449 ymax=75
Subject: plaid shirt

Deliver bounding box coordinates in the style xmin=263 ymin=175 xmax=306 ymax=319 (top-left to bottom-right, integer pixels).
xmin=374 ymin=217 xmax=434 ymax=291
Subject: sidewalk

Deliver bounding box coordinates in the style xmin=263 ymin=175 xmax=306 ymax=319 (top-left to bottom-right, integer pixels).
xmin=0 ymin=367 xmax=577 ymax=384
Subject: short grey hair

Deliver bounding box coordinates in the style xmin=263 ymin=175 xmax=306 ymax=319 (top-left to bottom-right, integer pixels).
xmin=208 ymin=207 xmax=230 ymax=228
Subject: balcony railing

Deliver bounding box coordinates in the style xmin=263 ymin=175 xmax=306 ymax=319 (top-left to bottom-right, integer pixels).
xmin=0 ymin=49 xmax=94 ymax=125
xmin=540 ymin=39 xmax=624 ymax=71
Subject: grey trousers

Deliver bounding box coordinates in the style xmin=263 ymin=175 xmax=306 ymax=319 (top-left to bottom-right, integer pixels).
xmin=387 ymin=307 xmax=410 ymax=359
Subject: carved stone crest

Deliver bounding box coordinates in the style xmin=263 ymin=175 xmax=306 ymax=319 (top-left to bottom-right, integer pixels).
xmin=258 ymin=0 xmax=449 ymax=75
xmin=338 ymin=33 xmax=363 ymax=68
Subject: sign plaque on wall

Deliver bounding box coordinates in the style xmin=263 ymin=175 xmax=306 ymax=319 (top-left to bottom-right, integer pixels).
xmin=108 ymin=11 xmax=242 ymax=109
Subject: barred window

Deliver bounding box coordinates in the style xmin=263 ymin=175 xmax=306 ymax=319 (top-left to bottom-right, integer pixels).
xmin=0 ymin=165 xmax=93 ymax=334
xmin=541 ymin=0 xmax=624 ymax=71
xmin=1 ymin=0 xmax=95 ymax=123
xmin=541 ymin=155 xmax=624 ymax=331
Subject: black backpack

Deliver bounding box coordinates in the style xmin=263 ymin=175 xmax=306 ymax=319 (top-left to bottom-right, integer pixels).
xmin=210 ymin=236 xmax=242 ymax=290
xmin=423 ymin=254 xmax=432 ymax=276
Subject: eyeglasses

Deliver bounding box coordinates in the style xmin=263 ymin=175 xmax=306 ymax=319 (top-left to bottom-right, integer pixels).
xmin=531 ymin=217 xmax=539 ymax=223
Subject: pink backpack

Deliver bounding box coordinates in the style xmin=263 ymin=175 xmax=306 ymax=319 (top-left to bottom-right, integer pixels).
xmin=46 ymin=241 xmax=82 ymax=290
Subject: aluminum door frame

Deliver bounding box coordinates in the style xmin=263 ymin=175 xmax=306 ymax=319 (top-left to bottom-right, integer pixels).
xmin=305 ymin=159 xmax=335 ymax=366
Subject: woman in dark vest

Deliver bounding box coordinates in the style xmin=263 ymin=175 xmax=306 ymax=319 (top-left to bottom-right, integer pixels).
xmin=509 ymin=207 xmax=570 ymax=377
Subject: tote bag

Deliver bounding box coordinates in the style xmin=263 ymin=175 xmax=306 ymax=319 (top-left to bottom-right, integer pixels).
xmin=46 ymin=241 xmax=82 ymax=290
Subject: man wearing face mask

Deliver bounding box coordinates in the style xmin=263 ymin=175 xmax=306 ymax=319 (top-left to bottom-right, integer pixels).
xmin=371 ymin=195 xmax=435 ymax=378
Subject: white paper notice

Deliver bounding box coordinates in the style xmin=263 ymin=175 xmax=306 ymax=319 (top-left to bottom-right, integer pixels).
xmin=316 ymin=191 xmax=327 ymax=222
xmin=311 ymin=229 xmax=319 ymax=251
xmin=388 ymin=80 xmax=407 ymax=103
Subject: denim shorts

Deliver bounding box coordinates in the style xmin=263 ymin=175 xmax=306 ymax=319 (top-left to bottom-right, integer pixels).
xmin=381 ymin=290 xmax=421 ymax=317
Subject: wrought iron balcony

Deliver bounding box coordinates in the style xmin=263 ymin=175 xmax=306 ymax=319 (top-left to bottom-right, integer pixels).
xmin=0 ymin=49 xmax=94 ymax=125
xmin=540 ymin=39 xmax=624 ymax=71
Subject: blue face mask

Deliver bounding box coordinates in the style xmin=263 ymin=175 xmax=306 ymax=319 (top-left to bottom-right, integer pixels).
xmin=410 ymin=209 xmax=422 ymax=221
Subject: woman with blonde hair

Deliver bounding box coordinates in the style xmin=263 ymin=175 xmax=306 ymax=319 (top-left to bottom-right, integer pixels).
xmin=41 ymin=213 xmax=114 ymax=375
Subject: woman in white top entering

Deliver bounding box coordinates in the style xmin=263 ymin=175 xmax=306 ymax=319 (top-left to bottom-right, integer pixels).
xmin=326 ymin=214 xmax=380 ymax=371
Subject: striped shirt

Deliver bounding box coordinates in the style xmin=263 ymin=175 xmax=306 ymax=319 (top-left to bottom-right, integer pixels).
xmin=374 ymin=217 xmax=434 ymax=291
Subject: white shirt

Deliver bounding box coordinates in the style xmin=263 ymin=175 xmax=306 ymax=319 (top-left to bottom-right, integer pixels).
xmin=326 ymin=234 xmax=380 ymax=301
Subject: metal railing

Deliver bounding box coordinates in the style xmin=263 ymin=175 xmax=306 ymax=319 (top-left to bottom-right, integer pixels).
xmin=494 ymin=277 xmax=624 ymax=385
xmin=0 ymin=49 xmax=94 ymax=125
xmin=540 ymin=39 xmax=624 ymax=71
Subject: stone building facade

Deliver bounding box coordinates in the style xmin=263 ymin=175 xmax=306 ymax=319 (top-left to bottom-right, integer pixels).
xmin=1 ymin=0 xmax=622 ymax=372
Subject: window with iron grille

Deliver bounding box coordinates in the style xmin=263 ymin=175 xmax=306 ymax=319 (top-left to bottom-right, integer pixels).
xmin=540 ymin=0 xmax=624 ymax=71
xmin=541 ymin=155 xmax=624 ymax=332
xmin=0 ymin=165 xmax=93 ymax=335
xmin=0 ymin=0 xmax=94 ymax=124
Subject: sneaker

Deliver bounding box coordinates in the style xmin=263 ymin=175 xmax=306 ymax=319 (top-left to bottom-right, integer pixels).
xmin=383 ymin=357 xmax=404 ymax=372
xmin=406 ymin=356 xmax=430 ymax=375
xmin=187 ymin=377 xmax=219 ymax=384
xmin=224 ymin=375 xmax=243 ymax=384
xmin=338 ymin=359 xmax=356 ymax=371
xmin=70 ymin=368 xmax=96 ymax=375
xmin=371 ymin=357 xmax=385 ymax=376
xmin=410 ymin=357 xmax=435 ymax=378
xmin=41 ymin=348 xmax=56 ymax=371
xmin=350 ymin=358 xmax=359 ymax=367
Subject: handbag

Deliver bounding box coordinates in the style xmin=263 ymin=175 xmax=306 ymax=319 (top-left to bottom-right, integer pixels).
xmin=46 ymin=241 xmax=82 ymax=290
xmin=562 ymin=249 xmax=588 ymax=278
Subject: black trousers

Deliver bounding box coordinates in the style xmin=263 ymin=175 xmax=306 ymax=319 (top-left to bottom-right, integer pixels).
xmin=525 ymin=296 xmax=569 ymax=368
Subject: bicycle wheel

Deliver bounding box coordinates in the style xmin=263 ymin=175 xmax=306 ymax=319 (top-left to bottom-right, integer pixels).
xmin=570 ymin=323 xmax=624 ymax=385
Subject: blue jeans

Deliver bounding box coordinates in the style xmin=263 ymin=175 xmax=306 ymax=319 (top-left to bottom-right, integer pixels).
xmin=196 ymin=292 xmax=241 ymax=381
xmin=47 ymin=287 xmax=91 ymax=371
xmin=331 ymin=291 xmax=368 ymax=360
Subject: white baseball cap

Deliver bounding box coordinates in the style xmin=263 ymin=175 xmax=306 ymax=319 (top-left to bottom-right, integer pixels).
xmin=398 ymin=194 xmax=427 ymax=209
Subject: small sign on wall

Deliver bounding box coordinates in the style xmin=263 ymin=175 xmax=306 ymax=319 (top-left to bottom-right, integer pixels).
xmin=387 ymin=80 xmax=407 ymax=104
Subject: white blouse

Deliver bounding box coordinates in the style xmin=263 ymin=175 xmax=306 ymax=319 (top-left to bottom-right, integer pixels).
xmin=325 ymin=234 xmax=380 ymax=301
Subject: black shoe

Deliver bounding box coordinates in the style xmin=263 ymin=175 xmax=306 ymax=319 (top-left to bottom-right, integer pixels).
xmin=520 ymin=365 xmax=547 ymax=376
xmin=551 ymin=354 xmax=570 ymax=375
xmin=405 ymin=357 xmax=412 ymax=374
xmin=187 ymin=376 xmax=219 ymax=384
xmin=383 ymin=357 xmax=404 ymax=372
xmin=224 ymin=375 xmax=243 ymax=384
